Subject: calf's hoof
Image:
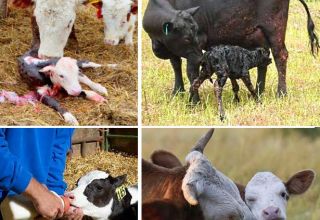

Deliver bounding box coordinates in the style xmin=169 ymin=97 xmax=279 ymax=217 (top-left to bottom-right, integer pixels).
xmin=188 ymin=93 xmax=201 ymax=105
xmin=63 ymin=112 xmax=79 ymax=126
xmin=219 ymin=114 xmax=225 ymax=122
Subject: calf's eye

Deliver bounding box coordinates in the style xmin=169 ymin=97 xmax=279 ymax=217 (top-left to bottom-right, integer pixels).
xmin=247 ymin=197 xmax=256 ymax=203
xmin=281 ymin=192 xmax=289 ymax=200
xmin=59 ymin=75 xmax=64 ymax=78
xmin=96 ymin=185 xmax=103 ymax=191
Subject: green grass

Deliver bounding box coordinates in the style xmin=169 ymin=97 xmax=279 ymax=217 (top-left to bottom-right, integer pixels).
xmin=142 ymin=1 xmax=320 ymax=126
xmin=142 ymin=128 xmax=320 ymax=220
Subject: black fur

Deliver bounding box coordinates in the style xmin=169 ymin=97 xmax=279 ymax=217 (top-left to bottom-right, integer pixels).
xmin=192 ymin=45 xmax=272 ymax=120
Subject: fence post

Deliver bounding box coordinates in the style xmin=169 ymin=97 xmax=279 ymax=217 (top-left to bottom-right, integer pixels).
xmin=0 ymin=0 xmax=8 ymax=19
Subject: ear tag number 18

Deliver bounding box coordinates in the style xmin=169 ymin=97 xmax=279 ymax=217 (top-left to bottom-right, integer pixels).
xmin=116 ymin=186 xmax=127 ymax=201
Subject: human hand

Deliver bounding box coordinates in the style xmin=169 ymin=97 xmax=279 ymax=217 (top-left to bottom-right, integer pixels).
xmin=23 ymin=178 xmax=64 ymax=219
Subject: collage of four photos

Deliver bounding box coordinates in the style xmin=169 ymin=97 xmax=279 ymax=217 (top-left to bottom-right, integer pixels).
xmin=0 ymin=0 xmax=319 ymax=219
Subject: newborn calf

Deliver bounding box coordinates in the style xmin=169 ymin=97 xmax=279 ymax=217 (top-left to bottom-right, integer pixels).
xmin=192 ymin=45 xmax=271 ymax=120
xmin=69 ymin=170 xmax=138 ymax=220
xmin=245 ymin=170 xmax=315 ymax=220
xmin=18 ymin=49 xmax=110 ymax=125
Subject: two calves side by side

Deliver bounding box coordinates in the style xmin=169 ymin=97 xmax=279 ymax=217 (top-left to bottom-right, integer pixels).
xmin=192 ymin=45 xmax=272 ymax=120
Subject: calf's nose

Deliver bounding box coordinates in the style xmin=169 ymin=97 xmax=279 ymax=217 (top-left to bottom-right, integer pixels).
xmin=104 ymin=39 xmax=119 ymax=45
xmin=262 ymin=206 xmax=281 ymax=220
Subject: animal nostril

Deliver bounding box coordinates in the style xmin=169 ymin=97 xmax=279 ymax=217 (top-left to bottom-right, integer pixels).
xmin=263 ymin=210 xmax=270 ymax=216
xmin=274 ymin=208 xmax=279 ymax=214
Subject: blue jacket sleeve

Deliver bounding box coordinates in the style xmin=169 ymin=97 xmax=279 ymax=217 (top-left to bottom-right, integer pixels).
xmin=0 ymin=129 xmax=32 ymax=194
xmin=46 ymin=128 xmax=74 ymax=195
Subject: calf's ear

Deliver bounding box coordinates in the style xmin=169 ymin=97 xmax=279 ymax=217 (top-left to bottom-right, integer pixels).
xmin=39 ymin=65 xmax=56 ymax=75
xmin=285 ymin=170 xmax=315 ymax=195
xmin=185 ymin=6 xmax=200 ymax=16
xmin=111 ymin=174 xmax=127 ymax=187
xmin=162 ymin=22 xmax=174 ymax=36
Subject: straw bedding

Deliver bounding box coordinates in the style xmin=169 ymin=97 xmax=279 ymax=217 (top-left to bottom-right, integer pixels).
xmin=0 ymin=6 xmax=137 ymax=125
xmin=64 ymin=151 xmax=138 ymax=191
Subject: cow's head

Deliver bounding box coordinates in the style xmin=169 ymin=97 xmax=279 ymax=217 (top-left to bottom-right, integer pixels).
xmin=245 ymin=170 xmax=315 ymax=220
xmin=162 ymin=7 xmax=202 ymax=58
xmin=39 ymin=57 xmax=82 ymax=96
xmin=182 ymin=129 xmax=255 ymax=220
xmin=101 ymin=0 xmax=137 ymax=45
xmin=34 ymin=0 xmax=87 ymax=58
xmin=69 ymin=170 xmax=128 ymax=217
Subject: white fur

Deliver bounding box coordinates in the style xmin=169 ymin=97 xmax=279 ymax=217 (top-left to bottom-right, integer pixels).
xmin=34 ymin=0 xmax=82 ymax=58
xmin=101 ymin=0 xmax=136 ymax=45
xmin=63 ymin=112 xmax=79 ymax=125
xmin=245 ymin=172 xmax=288 ymax=220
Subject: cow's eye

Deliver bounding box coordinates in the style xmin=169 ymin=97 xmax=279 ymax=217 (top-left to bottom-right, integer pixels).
xmin=59 ymin=75 xmax=64 ymax=78
xmin=247 ymin=197 xmax=256 ymax=203
xmin=96 ymin=185 xmax=103 ymax=191
xmin=280 ymin=192 xmax=289 ymax=200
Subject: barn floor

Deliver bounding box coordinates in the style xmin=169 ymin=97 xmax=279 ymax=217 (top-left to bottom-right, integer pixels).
xmin=65 ymin=151 xmax=138 ymax=191
xmin=0 ymin=6 xmax=137 ymax=125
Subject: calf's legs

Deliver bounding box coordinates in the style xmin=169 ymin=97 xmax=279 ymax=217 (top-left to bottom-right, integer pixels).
xmin=241 ymin=74 xmax=259 ymax=101
xmin=230 ymin=79 xmax=240 ymax=103
xmin=214 ymin=76 xmax=228 ymax=121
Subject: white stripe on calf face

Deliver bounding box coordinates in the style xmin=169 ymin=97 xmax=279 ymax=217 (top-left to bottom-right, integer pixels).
xmin=245 ymin=172 xmax=288 ymax=220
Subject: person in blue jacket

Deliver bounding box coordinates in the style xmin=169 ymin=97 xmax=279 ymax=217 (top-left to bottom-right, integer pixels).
xmin=0 ymin=128 xmax=83 ymax=220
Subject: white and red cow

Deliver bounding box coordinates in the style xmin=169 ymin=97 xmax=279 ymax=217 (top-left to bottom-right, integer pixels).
xmin=68 ymin=170 xmax=138 ymax=220
xmin=17 ymin=49 xmax=109 ymax=125
xmin=100 ymin=0 xmax=137 ymax=46
xmin=11 ymin=0 xmax=137 ymax=58
xmin=245 ymin=170 xmax=315 ymax=220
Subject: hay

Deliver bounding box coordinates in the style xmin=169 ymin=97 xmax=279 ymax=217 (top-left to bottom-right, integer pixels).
xmin=64 ymin=151 xmax=138 ymax=191
xmin=0 ymin=6 xmax=137 ymax=125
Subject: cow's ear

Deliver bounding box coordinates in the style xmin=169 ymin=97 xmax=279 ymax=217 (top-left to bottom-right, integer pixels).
xmin=285 ymin=170 xmax=315 ymax=195
xmin=162 ymin=22 xmax=174 ymax=36
xmin=111 ymin=174 xmax=127 ymax=187
xmin=185 ymin=6 xmax=200 ymax=16
xmin=39 ymin=65 xmax=56 ymax=75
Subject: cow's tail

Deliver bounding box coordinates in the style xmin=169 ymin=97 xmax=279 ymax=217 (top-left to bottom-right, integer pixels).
xmin=298 ymin=0 xmax=319 ymax=56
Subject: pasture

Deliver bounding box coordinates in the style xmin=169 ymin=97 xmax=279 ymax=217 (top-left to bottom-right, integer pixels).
xmin=142 ymin=128 xmax=320 ymax=220
xmin=142 ymin=1 xmax=320 ymax=126
xmin=0 ymin=5 xmax=137 ymax=125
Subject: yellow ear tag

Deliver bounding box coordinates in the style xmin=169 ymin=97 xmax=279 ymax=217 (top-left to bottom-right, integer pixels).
xmin=87 ymin=0 xmax=102 ymax=4
xmin=115 ymin=186 xmax=127 ymax=201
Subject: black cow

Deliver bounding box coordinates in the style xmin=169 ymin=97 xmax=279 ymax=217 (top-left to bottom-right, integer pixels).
xmin=143 ymin=0 xmax=319 ymax=104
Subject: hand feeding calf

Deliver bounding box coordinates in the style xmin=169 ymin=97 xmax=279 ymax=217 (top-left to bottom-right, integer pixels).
xmin=245 ymin=170 xmax=315 ymax=220
xmin=192 ymin=45 xmax=272 ymax=120
xmin=68 ymin=170 xmax=138 ymax=220
xmin=18 ymin=49 xmax=109 ymax=125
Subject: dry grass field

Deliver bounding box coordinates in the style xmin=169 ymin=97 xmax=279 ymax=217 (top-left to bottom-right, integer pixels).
xmin=142 ymin=128 xmax=320 ymax=220
xmin=0 ymin=6 xmax=137 ymax=125
xmin=142 ymin=1 xmax=320 ymax=126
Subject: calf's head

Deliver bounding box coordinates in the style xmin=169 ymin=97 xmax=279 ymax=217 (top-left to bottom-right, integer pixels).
xmin=70 ymin=170 xmax=128 ymax=217
xmin=101 ymin=0 xmax=137 ymax=45
xmin=162 ymin=7 xmax=202 ymax=58
xmin=34 ymin=0 xmax=86 ymax=58
xmin=39 ymin=57 xmax=82 ymax=96
xmin=245 ymin=170 xmax=315 ymax=220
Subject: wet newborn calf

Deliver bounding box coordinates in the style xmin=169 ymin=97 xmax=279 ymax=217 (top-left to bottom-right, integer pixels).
xmin=192 ymin=45 xmax=271 ymax=120
xmin=18 ymin=49 xmax=109 ymax=125
xmin=69 ymin=170 xmax=138 ymax=220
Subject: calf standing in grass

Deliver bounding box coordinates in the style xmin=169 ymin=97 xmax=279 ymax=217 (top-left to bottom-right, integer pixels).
xmin=18 ymin=49 xmax=110 ymax=125
xmin=192 ymin=45 xmax=272 ymax=120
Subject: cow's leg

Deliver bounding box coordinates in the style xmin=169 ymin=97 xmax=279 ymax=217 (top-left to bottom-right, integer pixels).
xmin=78 ymin=73 xmax=108 ymax=95
xmin=256 ymin=65 xmax=268 ymax=95
xmin=270 ymin=42 xmax=288 ymax=97
xmin=31 ymin=16 xmax=40 ymax=49
xmin=37 ymin=87 xmax=79 ymax=125
xmin=230 ymin=79 xmax=240 ymax=103
xmin=80 ymin=90 xmax=106 ymax=102
xmin=214 ymin=76 xmax=227 ymax=121
xmin=170 ymin=56 xmax=185 ymax=94
xmin=187 ymin=57 xmax=201 ymax=104
xmin=151 ymin=40 xmax=185 ymax=95
xmin=241 ymin=73 xmax=259 ymax=101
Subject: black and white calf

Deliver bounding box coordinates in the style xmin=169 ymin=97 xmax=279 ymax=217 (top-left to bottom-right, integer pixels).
xmin=69 ymin=170 xmax=138 ymax=220
xmin=192 ymin=45 xmax=272 ymax=120
xmin=18 ymin=49 xmax=110 ymax=125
